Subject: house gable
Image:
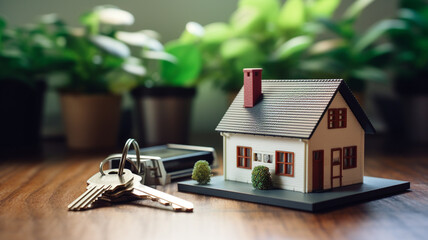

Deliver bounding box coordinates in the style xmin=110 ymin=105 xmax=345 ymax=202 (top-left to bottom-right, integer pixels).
xmin=308 ymin=81 xmax=375 ymax=139
xmin=307 ymin=92 xmax=365 ymax=192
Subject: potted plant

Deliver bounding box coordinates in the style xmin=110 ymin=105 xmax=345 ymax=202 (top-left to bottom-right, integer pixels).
xmin=116 ymin=23 xmax=202 ymax=146
xmin=56 ymin=6 xmax=139 ymax=149
xmin=0 ymin=15 xmax=65 ymax=152
xmin=183 ymin=0 xmax=341 ymax=100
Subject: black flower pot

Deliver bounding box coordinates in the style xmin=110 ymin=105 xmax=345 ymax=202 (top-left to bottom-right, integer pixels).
xmin=0 ymin=78 xmax=46 ymax=153
xmin=131 ymin=87 xmax=196 ymax=146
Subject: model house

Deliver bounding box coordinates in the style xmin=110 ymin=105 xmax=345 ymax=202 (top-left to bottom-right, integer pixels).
xmin=216 ymin=68 xmax=375 ymax=193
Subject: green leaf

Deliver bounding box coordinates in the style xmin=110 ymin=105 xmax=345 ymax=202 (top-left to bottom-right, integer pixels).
xmin=122 ymin=63 xmax=146 ymax=76
xmin=220 ymin=38 xmax=258 ymax=59
xmin=354 ymin=20 xmax=406 ymax=53
xmin=239 ymin=0 xmax=280 ymax=22
xmin=308 ymin=0 xmax=341 ymax=19
xmin=1 ymin=48 xmax=24 ymax=58
xmin=343 ymin=0 xmax=374 ymax=22
xmin=90 ymin=35 xmax=130 ymax=58
xmin=201 ymin=22 xmax=231 ymax=45
xmin=316 ymin=18 xmax=346 ymax=36
xmin=399 ymin=8 xmax=428 ymax=30
xmin=96 ymin=7 xmax=134 ymax=26
xmin=308 ymin=38 xmax=345 ymax=55
xmin=352 ymin=67 xmax=387 ymax=83
xmin=102 ymin=54 xmax=124 ymax=69
xmin=179 ymin=22 xmax=204 ymax=44
xmin=230 ymin=6 xmax=264 ymax=35
xmin=277 ymin=0 xmax=305 ymax=30
xmin=80 ymin=11 xmax=99 ymax=35
xmin=364 ymin=43 xmax=394 ymax=61
xmin=299 ymin=58 xmax=338 ymax=72
xmin=270 ymin=36 xmax=313 ymax=60
xmin=142 ymin=50 xmax=177 ymax=63
xmin=115 ymin=31 xmax=164 ymax=50
xmin=39 ymin=13 xmax=61 ymax=25
xmin=160 ymin=42 xmax=202 ymax=86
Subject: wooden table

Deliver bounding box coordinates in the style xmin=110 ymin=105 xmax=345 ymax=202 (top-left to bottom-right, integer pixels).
xmin=0 ymin=139 xmax=427 ymax=240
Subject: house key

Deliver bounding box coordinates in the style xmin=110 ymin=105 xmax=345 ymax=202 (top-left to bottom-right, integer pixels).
xmin=128 ymin=173 xmax=194 ymax=212
xmin=68 ymin=169 xmax=134 ymax=211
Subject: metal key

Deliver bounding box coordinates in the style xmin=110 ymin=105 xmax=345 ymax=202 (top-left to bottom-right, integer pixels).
xmin=80 ymin=139 xmax=194 ymax=212
xmin=68 ymin=169 xmax=134 ymax=211
xmin=97 ymin=173 xmax=193 ymax=212
xmin=129 ymin=173 xmax=194 ymax=212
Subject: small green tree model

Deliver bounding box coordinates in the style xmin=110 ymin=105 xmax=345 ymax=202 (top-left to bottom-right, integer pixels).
xmin=192 ymin=160 xmax=211 ymax=184
xmin=252 ymin=166 xmax=273 ymax=190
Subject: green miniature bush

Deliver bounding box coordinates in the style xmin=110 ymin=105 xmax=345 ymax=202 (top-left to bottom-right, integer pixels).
xmin=252 ymin=166 xmax=273 ymax=190
xmin=192 ymin=160 xmax=211 ymax=184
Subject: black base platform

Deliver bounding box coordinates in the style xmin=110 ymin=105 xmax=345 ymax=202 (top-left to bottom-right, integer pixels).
xmin=178 ymin=176 xmax=410 ymax=212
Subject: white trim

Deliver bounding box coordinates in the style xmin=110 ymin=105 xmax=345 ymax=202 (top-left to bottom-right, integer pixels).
xmin=302 ymin=139 xmax=309 ymax=193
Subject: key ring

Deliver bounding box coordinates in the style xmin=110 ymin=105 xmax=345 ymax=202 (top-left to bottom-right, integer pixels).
xmin=118 ymin=138 xmax=141 ymax=176
xmin=99 ymin=157 xmax=139 ymax=176
xmin=99 ymin=138 xmax=141 ymax=176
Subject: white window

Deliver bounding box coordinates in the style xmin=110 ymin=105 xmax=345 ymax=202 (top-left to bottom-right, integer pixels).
xmin=254 ymin=153 xmax=262 ymax=162
xmin=263 ymin=154 xmax=273 ymax=163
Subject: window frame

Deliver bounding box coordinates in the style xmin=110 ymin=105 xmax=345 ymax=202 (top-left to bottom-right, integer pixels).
xmin=237 ymin=146 xmax=252 ymax=169
xmin=328 ymin=108 xmax=347 ymax=129
xmin=343 ymin=146 xmax=357 ymax=169
xmin=275 ymin=151 xmax=294 ymax=177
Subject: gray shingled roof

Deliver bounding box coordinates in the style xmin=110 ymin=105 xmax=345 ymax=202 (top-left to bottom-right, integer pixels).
xmin=216 ymin=79 xmax=375 ymax=139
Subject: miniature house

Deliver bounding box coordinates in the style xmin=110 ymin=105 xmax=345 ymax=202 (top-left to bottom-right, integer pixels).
xmin=216 ymin=68 xmax=375 ymax=193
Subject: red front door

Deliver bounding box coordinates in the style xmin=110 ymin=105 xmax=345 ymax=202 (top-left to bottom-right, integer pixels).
xmin=312 ymin=150 xmax=324 ymax=192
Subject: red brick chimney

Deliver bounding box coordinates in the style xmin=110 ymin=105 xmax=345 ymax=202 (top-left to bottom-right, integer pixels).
xmin=243 ymin=68 xmax=263 ymax=108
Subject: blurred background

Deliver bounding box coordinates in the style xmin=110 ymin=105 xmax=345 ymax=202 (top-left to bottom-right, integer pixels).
xmin=0 ymin=0 xmax=427 ymax=154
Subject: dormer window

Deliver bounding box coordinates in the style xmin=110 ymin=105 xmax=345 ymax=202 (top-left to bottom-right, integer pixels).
xmin=328 ymin=108 xmax=347 ymax=129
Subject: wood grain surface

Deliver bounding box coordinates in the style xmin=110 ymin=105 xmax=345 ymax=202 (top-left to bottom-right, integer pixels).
xmin=0 ymin=140 xmax=427 ymax=240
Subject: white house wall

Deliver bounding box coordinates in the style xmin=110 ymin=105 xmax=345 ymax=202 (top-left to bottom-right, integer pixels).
xmin=222 ymin=133 xmax=306 ymax=192
xmin=308 ymin=92 xmax=365 ymax=192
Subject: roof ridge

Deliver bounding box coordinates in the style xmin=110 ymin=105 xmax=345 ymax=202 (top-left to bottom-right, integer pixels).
xmin=262 ymin=79 xmax=343 ymax=82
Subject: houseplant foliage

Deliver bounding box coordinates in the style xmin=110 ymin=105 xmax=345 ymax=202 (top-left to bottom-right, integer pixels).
xmin=56 ymin=6 xmax=141 ymax=149
xmin=56 ymin=6 xmax=138 ymax=94
xmin=178 ymin=0 xmax=341 ymax=92
xmin=0 ymin=14 xmax=70 ymax=85
xmin=114 ymin=20 xmax=202 ymax=88
xmin=301 ymin=0 xmax=406 ymax=94
xmin=118 ymin=22 xmax=202 ymax=146
xmin=0 ymin=15 xmax=67 ymax=151
xmin=192 ymin=160 xmax=211 ymax=185
xmin=378 ymin=0 xmax=428 ymax=143
xmin=386 ymin=0 xmax=428 ymax=95
xmin=251 ymin=166 xmax=273 ymax=190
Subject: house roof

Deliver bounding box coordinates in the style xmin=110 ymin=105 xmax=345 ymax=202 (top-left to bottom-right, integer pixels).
xmin=215 ymin=79 xmax=375 ymax=139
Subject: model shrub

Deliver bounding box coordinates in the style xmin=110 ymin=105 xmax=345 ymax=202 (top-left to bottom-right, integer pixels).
xmin=252 ymin=166 xmax=273 ymax=190
xmin=192 ymin=160 xmax=211 ymax=184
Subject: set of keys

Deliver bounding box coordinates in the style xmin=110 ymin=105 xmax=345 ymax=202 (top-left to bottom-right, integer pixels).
xmin=68 ymin=139 xmax=193 ymax=212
